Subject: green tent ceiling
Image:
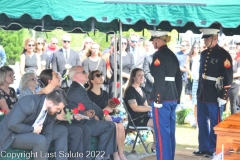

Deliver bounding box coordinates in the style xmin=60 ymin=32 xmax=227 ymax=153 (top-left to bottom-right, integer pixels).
xmin=0 ymin=0 xmax=240 ymax=35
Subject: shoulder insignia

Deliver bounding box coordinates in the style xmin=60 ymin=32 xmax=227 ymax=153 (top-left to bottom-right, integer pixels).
xmin=224 ymin=58 xmax=231 ymax=68
xmin=154 ymin=58 xmax=160 ymax=66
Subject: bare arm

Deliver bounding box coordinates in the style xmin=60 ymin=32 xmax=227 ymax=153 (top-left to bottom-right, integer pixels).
xmin=143 ymin=100 xmax=150 ymax=108
xmin=0 ymin=99 xmax=10 ymax=114
xmin=128 ymin=99 xmax=151 ymax=112
xmin=20 ymin=54 xmax=26 ymax=76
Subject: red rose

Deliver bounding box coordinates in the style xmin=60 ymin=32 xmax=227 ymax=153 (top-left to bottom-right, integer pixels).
xmin=72 ymin=108 xmax=79 ymax=114
xmin=103 ymin=110 xmax=109 ymax=115
xmin=78 ymin=103 xmax=85 ymax=111
xmin=116 ymin=82 xmax=120 ymax=88
xmin=0 ymin=109 xmax=6 ymax=114
xmin=112 ymin=98 xmax=120 ymax=105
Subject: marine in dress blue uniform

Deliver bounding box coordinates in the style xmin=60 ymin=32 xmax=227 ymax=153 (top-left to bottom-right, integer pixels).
xmin=193 ymin=29 xmax=233 ymax=158
xmin=149 ymin=31 xmax=182 ymax=160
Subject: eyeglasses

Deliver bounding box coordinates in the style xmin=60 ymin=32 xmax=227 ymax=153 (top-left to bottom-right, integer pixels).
xmin=28 ymin=78 xmax=37 ymax=81
xmin=63 ymin=40 xmax=71 ymax=43
xmin=122 ymin=42 xmax=127 ymax=45
xmin=236 ymin=43 xmax=240 ymax=45
xmin=52 ymin=43 xmax=58 ymax=45
xmin=181 ymin=45 xmax=186 ymax=47
xmin=131 ymin=40 xmax=138 ymax=43
xmin=28 ymin=44 xmax=35 ymax=47
xmin=37 ymin=42 xmax=44 ymax=45
xmin=94 ymin=73 xmax=103 ymax=78
xmin=194 ymin=47 xmax=199 ymax=49
xmin=85 ymin=42 xmax=92 ymax=44
xmin=75 ymin=70 xmax=87 ymax=75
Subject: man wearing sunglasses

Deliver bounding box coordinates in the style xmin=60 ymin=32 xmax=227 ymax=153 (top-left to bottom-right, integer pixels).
xmin=52 ymin=34 xmax=81 ymax=93
xmin=46 ymin=37 xmax=59 ymax=68
xmin=129 ymin=33 xmax=147 ymax=69
xmin=67 ymin=65 xmax=117 ymax=160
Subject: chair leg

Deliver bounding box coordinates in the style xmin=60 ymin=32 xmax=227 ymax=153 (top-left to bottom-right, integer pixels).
xmin=132 ymin=132 xmax=138 ymax=151
xmin=125 ymin=124 xmax=130 ymax=138
xmin=136 ymin=130 xmax=150 ymax=154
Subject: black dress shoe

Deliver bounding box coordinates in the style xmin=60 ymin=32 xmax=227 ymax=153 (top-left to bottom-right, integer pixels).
xmin=193 ymin=150 xmax=208 ymax=156
xmin=151 ymin=148 xmax=156 ymax=153
xmin=204 ymin=151 xmax=216 ymax=158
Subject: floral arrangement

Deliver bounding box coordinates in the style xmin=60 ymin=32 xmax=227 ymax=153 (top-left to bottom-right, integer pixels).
xmin=65 ymin=103 xmax=85 ymax=124
xmin=63 ymin=64 xmax=72 ymax=82
xmin=107 ymin=98 xmax=120 ymax=108
xmin=0 ymin=109 xmax=6 ymax=115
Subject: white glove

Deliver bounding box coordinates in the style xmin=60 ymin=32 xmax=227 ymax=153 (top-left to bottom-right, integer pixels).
xmin=154 ymin=102 xmax=163 ymax=108
xmin=217 ymin=97 xmax=227 ymax=107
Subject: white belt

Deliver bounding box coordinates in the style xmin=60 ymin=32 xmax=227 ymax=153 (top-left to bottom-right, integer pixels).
xmin=202 ymin=74 xmax=217 ymax=81
xmin=165 ymin=77 xmax=175 ymax=81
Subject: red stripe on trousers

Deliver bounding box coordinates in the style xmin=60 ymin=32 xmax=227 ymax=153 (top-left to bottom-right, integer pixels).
xmin=155 ymin=107 xmax=163 ymax=160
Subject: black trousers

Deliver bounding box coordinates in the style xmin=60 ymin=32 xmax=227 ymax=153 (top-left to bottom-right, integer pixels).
xmin=62 ymin=124 xmax=91 ymax=160
xmin=229 ymin=82 xmax=240 ymax=114
xmin=85 ymin=120 xmax=117 ymax=155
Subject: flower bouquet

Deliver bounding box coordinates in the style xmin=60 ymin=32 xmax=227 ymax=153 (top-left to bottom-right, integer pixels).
xmin=106 ymin=98 xmax=123 ymax=123
xmin=107 ymin=98 xmax=120 ymax=109
xmin=103 ymin=110 xmax=109 ymax=120
xmin=65 ymin=103 xmax=85 ymax=124
xmin=63 ymin=64 xmax=72 ymax=82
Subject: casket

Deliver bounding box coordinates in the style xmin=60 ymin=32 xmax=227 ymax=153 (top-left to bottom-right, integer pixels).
xmin=214 ymin=113 xmax=240 ymax=160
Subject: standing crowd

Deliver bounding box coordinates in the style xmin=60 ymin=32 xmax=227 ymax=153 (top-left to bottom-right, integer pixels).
xmin=0 ymin=28 xmax=238 ymax=160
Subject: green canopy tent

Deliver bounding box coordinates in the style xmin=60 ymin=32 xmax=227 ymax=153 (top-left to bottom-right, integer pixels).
xmin=1 ymin=0 xmax=240 ymax=98
xmin=0 ymin=0 xmax=240 ymax=35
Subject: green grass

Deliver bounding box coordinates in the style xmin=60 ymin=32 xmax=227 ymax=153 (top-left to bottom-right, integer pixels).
xmin=124 ymin=124 xmax=198 ymax=153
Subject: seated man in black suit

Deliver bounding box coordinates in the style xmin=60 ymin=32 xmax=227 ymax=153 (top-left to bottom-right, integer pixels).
xmin=0 ymin=89 xmax=68 ymax=160
xmin=67 ymin=65 xmax=118 ymax=160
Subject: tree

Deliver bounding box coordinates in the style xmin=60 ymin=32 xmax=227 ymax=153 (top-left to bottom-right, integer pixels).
xmin=0 ymin=29 xmax=30 ymax=65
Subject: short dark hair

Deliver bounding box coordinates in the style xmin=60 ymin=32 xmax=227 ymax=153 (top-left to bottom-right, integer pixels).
xmin=46 ymin=89 xmax=68 ymax=106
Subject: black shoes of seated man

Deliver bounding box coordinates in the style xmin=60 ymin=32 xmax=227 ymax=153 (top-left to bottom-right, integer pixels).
xmin=193 ymin=150 xmax=216 ymax=158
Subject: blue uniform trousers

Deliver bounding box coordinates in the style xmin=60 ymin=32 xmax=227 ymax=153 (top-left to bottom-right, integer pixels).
xmin=197 ymin=101 xmax=223 ymax=153
xmin=151 ymin=101 xmax=177 ymax=160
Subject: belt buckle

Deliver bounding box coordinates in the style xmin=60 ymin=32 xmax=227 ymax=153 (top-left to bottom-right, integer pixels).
xmin=203 ymin=74 xmax=207 ymax=79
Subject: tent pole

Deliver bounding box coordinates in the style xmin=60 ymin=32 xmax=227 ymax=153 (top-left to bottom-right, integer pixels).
xmin=41 ymin=18 xmax=44 ymax=31
xmin=219 ymin=25 xmax=223 ymax=38
xmin=91 ymin=18 xmax=95 ymax=31
xmin=119 ymin=20 xmax=123 ymax=98
xmin=154 ymin=26 xmax=156 ymax=32
xmin=113 ymin=32 xmax=117 ymax=98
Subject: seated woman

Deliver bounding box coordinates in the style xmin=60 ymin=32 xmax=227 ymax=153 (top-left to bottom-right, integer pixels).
xmin=87 ymin=70 xmax=126 ymax=160
xmin=18 ymin=72 xmax=38 ymax=99
xmin=124 ymin=68 xmax=156 ymax=152
xmin=38 ymin=69 xmax=92 ymax=159
xmin=0 ymin=66 xmax=18 ymax=114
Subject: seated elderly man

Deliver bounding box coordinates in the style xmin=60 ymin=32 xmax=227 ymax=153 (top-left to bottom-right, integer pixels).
xmin=66 ymin=65 xmax=118 ymax=160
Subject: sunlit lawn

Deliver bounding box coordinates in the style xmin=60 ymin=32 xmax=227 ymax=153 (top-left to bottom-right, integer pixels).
xmin=124 ymin=124 xmax=198 ymax=153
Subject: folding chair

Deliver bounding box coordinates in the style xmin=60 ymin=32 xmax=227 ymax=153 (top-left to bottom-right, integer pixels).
xmin=120 ymin=98 xmax=154 ymax=153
